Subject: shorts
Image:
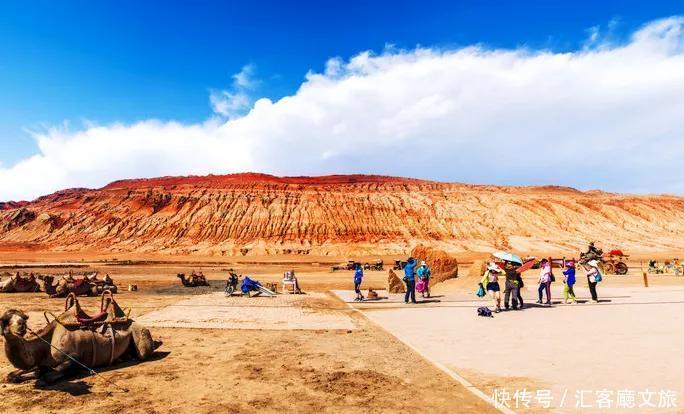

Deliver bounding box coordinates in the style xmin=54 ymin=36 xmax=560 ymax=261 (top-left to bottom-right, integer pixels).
xmin=486 ymin=282 xmax=500 ymax=292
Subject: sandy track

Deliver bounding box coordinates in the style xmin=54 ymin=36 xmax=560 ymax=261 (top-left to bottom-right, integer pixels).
xmin=0 ymin=278 xmax=496 ymax=414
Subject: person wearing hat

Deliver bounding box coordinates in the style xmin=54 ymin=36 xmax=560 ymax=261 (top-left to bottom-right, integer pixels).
xmin=480 ymin=261 xmax=503 ymax=312
xmin=416 ymin=260 xmax=432 ymax=298
xmin=562 ymin=260 xmax=577 ymax=304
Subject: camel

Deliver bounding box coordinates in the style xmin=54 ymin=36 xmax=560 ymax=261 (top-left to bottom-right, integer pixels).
xmin=35 ymin=275 xmax=58 ymax=296
xmin=85 ymin=273 xmax=118 ymax=295
xmin=177 ymin=272 xmax=210 ymax=287
xmin=46 ymin=275 xmax=95 ymax=298
xmin=0 ymin=273 xmax=40 ymax=293
xmin=1 ymin=293 xmax=161 ymax=384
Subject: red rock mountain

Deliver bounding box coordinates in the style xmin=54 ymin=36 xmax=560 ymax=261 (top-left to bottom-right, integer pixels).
xmin=1 ymin=173 xmax=683 ymax=256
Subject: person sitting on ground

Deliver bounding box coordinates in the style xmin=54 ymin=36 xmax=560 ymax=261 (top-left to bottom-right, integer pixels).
xmin=403 ymin=257 xmax=418 ymax=304
xmin=480 ymin=261 xmax=503 ymax=313
xmin=416 ymin=260 xmax=432 ymax=298
xmin=353 ymin=263 xmax=364 ymax=301
xmin=562 ymin=260 xmax=577 ymax=304
xmin=537 ymin=258 xmax=552 ymax=305
xmin=503 ymin=261 xmax=521 ymax=310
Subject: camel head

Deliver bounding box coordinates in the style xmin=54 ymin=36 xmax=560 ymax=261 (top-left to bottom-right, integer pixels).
xmin=1 ymin=310 xmax=29 ymax=337
xmin=176 ymin=273 xmax=185 ymax=280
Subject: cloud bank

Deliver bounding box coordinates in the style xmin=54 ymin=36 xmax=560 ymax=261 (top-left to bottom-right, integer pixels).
xmin=2 ymin=17 xmax=684 ymax=200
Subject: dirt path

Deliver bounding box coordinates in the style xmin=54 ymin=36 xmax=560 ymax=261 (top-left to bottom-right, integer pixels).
xmin=0 ymin=286 xmax=496 ymax=414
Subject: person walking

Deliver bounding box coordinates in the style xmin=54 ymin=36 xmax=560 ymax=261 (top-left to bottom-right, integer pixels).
xmin=416 ymin=260 xmax=432 ymax=298
xmin=503 ymin=261 xmax=521 ymax=310
xmin=515 ymin=272 xmax=525 ymax=309
xmin=537 ymin=258 xmax=552 ymax=305
xmin=562 ymin=260 xmax=577 ymax=304
xmin=584 ymin=260 xmax=600 ymax=303
xmin=353 ymin=263 xmax=364 ymax=301
xmin=480 ymin=262 xmax=503 ymax=312
xmin=403 ymin=257 xmax=418 ymax=304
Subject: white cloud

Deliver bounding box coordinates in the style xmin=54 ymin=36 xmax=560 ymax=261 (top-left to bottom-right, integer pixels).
xmin=232 ymin=63 xmax=258 ymax=89
xmin=209 ymin=64 xmax=259 ymax=118
xmin=2 ymin=16 xmax=684 ymax=201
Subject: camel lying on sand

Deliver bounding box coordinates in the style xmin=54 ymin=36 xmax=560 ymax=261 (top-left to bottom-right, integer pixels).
xmin=35 ymin=274 xmax=117 ymax=298
xmin=1 ymin=292 xmax=160 ymax=384
xmin=177 ymin=272 xmax=210 ymax=287
xmin=0 ymin=273 xmax=40 ymax=293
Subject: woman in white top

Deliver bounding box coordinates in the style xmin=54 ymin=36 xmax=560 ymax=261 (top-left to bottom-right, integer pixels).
xmin=584 ymin=260 xmax=600 ymax=303
xmin=537 ymin=258 xmax=552 ymax=305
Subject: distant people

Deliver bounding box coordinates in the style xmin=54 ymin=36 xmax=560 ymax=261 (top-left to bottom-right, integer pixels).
xmin=353 ymin=263 xmax=364 ymax=301
xmin=403 ymin=257 xmax=418 ymax=304
xmin=585 ymin=242 xmax=603 ymax=260
xmin=648 ymin=260 xmax=658 ymax=273
xmin=416 ymin=260 xmax=432 ymax=298
xmin=480 ymin=262 xmax=503 ymax=313
xmin=584 ymin=260 xmax=600 ymax=303
xmin=562 ymin=260 xmax=577 ymax=304
xmin=503 ymin=261 xmax=521 ymax=310
xmin=537 ymin=258 xmax=552 ymax=305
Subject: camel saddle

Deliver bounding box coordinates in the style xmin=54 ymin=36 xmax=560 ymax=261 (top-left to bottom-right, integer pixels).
xmin=52 ymin=291 xmax=131 ymax=328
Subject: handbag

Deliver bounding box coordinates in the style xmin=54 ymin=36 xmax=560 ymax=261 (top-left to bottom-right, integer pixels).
xmin=549 ymin=272 xmax=556 ymax=283
xmin=594 ymin=272 xmax=602 ymax=283
xmin=476 ymin=283 xmax=486 ymax=298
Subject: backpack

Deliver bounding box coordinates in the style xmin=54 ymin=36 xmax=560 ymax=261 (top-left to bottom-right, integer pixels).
xmin=477 ymin=306 xmax=493 ymax=317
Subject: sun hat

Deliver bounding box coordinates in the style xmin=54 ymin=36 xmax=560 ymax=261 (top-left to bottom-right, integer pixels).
xmin=420 ymin=260 xmax=426 ymax=266
xmin=487 ymin=262 xmax=500 ymax=271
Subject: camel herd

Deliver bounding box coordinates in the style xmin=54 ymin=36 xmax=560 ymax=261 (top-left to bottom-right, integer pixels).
xmin=1 ymin=291 xmax=160 ymax=385
xmin=0 ymin=272 xmax=117 ymax=297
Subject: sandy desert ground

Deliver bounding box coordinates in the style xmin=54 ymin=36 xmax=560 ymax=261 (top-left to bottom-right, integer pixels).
xmin=1 ymin=255 xmax=683 ymax=413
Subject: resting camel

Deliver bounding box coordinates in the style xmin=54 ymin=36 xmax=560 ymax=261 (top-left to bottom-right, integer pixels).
xmin=177 ymin=272 xmax=210 ymax=287
xmin=0 ymin=273 xmax=40 ymax=293
xmin=1 ymin=294 xmax=160 ymax=384
xmin=40 ymin=275 xmax=94 ymax=298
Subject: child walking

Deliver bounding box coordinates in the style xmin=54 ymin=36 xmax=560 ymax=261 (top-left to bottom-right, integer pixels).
xmin=562 ymin=260 xmax=577 ymax=304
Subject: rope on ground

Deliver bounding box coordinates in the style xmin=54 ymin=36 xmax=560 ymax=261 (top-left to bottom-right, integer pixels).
xmin=26 ymin=326 xmax=129 ymax=393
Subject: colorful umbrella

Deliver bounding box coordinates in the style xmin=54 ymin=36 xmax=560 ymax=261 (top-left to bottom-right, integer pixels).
xmin=492 ymin=251 xmax=523 ymax=265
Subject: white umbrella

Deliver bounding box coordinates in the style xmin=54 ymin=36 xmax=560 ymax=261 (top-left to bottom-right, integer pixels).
xmin=492 ymin=251 xmax=523 ymax=265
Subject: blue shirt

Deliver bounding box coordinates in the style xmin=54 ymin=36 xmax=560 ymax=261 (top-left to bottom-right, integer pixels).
xmin=404 ymin=260 xmax=417 ymax=281
xmin=354 ymin=268 xmax=363 ymax=284
xmin=563 ymin=267 xmax=576 ymax=285
xmin=417 ymin=266 xmax=431 ymax=279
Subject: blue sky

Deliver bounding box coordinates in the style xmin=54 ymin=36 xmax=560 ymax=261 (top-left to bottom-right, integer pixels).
xmin=1 ymin=0 xmax=680 ymax=165
xmin=1 ymin=1 xmax=684 ymax=199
